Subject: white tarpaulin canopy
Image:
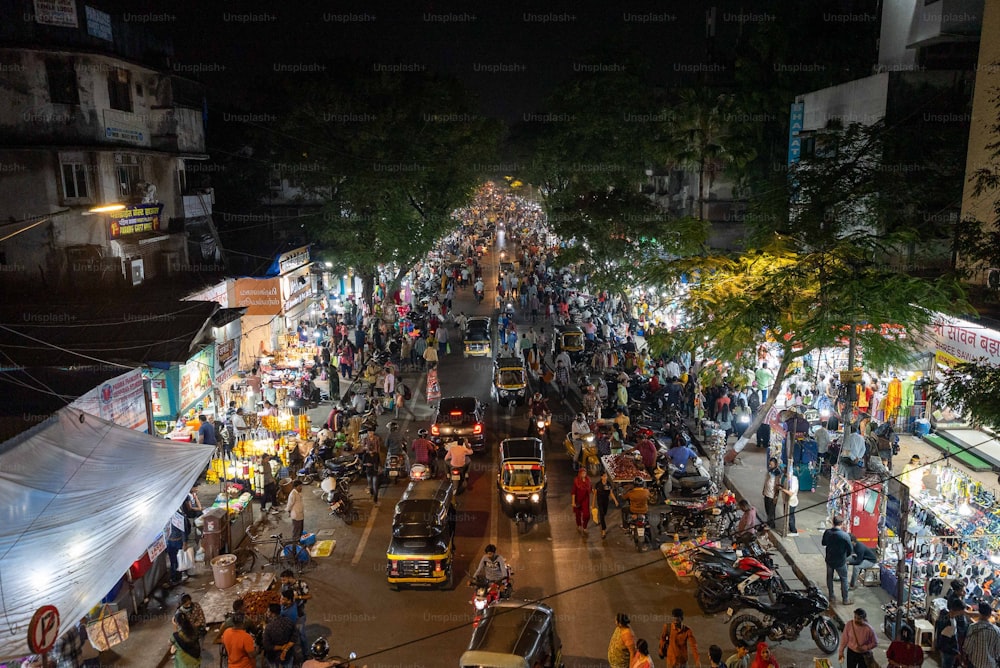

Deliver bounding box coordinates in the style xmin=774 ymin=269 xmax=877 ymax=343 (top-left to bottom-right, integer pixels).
xmin=0 ymin=408 xmax=214 ymax=660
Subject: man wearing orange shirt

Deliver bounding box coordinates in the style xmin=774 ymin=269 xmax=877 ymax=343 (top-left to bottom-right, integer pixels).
xmin=221 ymin=614 xmax=256 ymax=668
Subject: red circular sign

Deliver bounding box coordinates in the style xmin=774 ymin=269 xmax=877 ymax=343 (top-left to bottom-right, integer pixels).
xmin=28 ymin=605 xmax=60 ymax=654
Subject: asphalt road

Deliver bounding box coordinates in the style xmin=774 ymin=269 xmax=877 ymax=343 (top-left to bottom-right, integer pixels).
xmin=266 ymin=231 xmax=837 ymax=668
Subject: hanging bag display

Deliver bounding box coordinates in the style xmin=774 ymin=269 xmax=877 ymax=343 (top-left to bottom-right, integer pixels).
xmin=85 ymin=604 xmax=130 ymax=651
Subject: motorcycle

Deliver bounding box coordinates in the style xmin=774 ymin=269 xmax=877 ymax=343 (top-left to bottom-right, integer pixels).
xmin=695 ymin=558 xmax=788 ymax=614
xmin=691 ymin=539 xmax=776 ymax=571
xmin=627 ymin=513 xmax=655 ymax=552
xmin=323 ymin=476 xmax=358 ymax=525
xmin=295 ymin=444 xmax=328 ymax=484
xmin=324 ymin=453 xmax=362 ymax=482
xmin=384 ymin=451 xmax=407 ymax=484
xmin=532 ymin=412 xmax=552 ymax=444
xmin=724 ymin=585 xmax=840 ymax=654
xmin=450 ymin=460 xmax=470 ymax=494
xmin=469 ymin=576 xmax=513 ymax=628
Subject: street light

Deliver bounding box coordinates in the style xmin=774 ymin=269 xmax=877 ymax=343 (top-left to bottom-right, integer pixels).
xmin=86 ymin=203 xmax=127 ymax=214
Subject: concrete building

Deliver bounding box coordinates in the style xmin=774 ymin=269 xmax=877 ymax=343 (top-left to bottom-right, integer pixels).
xmin=790 ymin=0 xmax=984 ymax=264
xmin=0 ymin=0 xmax=219 ymax=290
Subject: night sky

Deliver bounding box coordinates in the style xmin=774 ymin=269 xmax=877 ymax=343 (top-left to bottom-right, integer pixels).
xmin=121 ymin=0 xmax=766 ymax=120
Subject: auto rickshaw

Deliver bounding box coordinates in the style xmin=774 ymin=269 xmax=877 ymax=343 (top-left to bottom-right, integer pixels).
xmin=551 ymin=324 xmax=585 ymax=363
xmin=386 ymin=479 xmax=457 ymax=590
xmin=459 ymin=600 xmax=564 ymax=668
xmin=492 ymin=357 xmax=528 ymax=415
xmin=497 ymin=438 xmax=547 ymax=534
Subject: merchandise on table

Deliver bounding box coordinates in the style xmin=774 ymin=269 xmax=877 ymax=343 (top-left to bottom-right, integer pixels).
xmin=601 ymin=453 xmax=651 ymax=483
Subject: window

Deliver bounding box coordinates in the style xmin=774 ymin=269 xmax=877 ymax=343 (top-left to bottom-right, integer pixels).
xmin=115 ymin=153 xmax=142 ymax=199
xmin=59 ymin=153 xmax=91 ymax=201
xmin=46 ymin=58 xmax=79 ymax=105
xmin=107 ymin=68 xmax=132 ymax=112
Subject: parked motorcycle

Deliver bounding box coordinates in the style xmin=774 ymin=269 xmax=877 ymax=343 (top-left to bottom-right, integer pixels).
xmin=295 ymin=444 xmax=328 ymax=484
xmin=695 ymin=557 xmax=788 ymax=614
xmin=725 ymin=585 xmax=839 ymax=654
xmin=468 ymin=576 xmax=513 ymax=628
xmin=690 ymin=539 xmax=776 ymax=571
xmin=324 ymin=453 xmax=362 ymax=482
xmin=323 ymin=476 xmax=358 ymax=525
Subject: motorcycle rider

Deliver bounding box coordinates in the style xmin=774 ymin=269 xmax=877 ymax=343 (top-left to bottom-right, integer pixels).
xmin=569 ymin=413 xmax=592 ymax=471
xmin=384 ymin=420 xmax=409 ymax=474
xmin=471 ymin=544 xmax=511 ymax=595
xmin=473 ymin=277 xmax=485 ymax=303
xmin=667 ymin=435 xmax=699 ymax=474
xmin=622 ymin=476 xmax=651 ymax=533
xmin=526 ymin=392 xmax=550 ymax=436
xmin=444 ymin=437 xmax=473 ymax=491
xmin=411 ymin=429 xmax=435 ymax=471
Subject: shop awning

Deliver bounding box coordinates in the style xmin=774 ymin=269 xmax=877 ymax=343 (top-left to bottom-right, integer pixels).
xmin=0 ymin=408 xmax=213 ymax=660
xmin=211 ymin=307 xmax=246 ymax=328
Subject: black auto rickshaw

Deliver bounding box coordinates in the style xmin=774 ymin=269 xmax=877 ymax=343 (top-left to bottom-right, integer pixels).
xmin=386 ymin=479 xmax=457 ymax=590
xmin=551 ymin=324 xmax=585 ymax=363
xmin=459 ymin=601 xmax=564 ymax=668
xmin=497 ymin=438 xmax=547 ymax=534
xmin=493 ymin=357 xmax=528 ymax=414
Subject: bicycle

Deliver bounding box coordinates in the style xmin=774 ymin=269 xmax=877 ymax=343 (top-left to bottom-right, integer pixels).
xmin=233 ymin=526 xmax=310 ymax=575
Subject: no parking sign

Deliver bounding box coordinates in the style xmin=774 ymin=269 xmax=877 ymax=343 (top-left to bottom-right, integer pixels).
xmin=28 ymin=605 xmax=60 ymax=654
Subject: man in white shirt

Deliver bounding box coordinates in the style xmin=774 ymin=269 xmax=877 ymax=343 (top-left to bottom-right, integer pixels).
xmin=665 ymin=358 xmax=681 ymax=380
xmin=839 ymin=426 xmax=867 ymax=480
xmin=444 ymin=438 xmax=473 ymax=489
xmin=814 ymin=421 xmax=831 ymax=469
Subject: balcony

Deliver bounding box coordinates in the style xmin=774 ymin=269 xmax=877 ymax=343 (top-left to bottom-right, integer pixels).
xmin=179 ymin=190 xmax=213 ymax=219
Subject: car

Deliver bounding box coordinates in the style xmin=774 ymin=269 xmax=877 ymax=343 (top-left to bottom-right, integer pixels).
xmin=464 ymin=316 xmax=492 ymax=357
xmin=430 ymin=396 xmax=486 ymax=451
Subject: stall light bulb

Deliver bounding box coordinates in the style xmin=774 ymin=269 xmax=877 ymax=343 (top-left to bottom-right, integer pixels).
xmin=958 ymin=503 xmax=973 ymax=517
xmin=988 ymin=553 xmax=1000 ymax=566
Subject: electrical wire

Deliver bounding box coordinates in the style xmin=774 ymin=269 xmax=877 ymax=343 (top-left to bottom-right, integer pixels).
xmin=346 ymin=425 xmax=998 ymax=662
xmin=0 ymin=301 xmax=210 ymax=328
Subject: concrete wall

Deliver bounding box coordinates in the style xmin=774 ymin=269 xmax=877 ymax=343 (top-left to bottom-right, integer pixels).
xmin=797 ymin=73 xmax=889 ymax=131
xmin=958 ymin=0 xmax=1000 ymax=280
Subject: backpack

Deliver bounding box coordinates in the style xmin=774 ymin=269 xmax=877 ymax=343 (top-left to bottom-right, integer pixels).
xmin=402 ymin=384 xmax=412 ymax=400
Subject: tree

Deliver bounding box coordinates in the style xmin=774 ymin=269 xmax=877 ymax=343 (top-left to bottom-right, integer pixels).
xmin=278 ymin=66 xmax=502 ymax=306
xmin=658 ymin=89 xmax=757 ymax=221
xmin=934 ymin=362 xmax=1000 ymax=432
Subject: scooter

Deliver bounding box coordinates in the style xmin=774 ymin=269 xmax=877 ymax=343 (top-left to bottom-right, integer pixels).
xmin=384 ymin=451 xmax=407 ymax=484
xmin=324 ymin=453 xmax=362 ymax=482
xmin=450 ymin=462 xmax=470 ymax=494
xmin=627 ymin=513 xmax=655 ymax=552
xmin=323 ymin=476 xmax=358 ymax=525
xmin=469 ymin=575 xmax=514 ymax=628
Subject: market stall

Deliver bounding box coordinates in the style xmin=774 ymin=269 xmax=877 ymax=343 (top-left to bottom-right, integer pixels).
xmin=879 ymin=462 xmax=1000 ymax=638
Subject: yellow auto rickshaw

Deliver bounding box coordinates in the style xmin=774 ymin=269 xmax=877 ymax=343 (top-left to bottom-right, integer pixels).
xmin=498 ymin=437 xmax=547 ymax=534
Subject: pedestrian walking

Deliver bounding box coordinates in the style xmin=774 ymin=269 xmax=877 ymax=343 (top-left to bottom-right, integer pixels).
xmin=436 ymin=325 xmax=449 ymax=354
xmin=822 ymin=516 xmax=853 ymax=605
xmin=571 ymin=468 xmax=591 ymax=535
xmin=608 ymin=613 xmax=637 ymax=668
xmin=170 ymin=613 xmax=202 ymax=667
xmin=659 ymin=608 xmax=700 ymax=668
xmin=725 ymin=641 xmax=751 ymax=668
xmin=885 ymin=626 xmax=924 ymax=668
xmin=285 ymin=479 xmax=304 ymax=542
xmin=961 ymin=602 xmax=1000 ymax=668
xmin=838 ymin=608 xmax=878 ymax=668
xmin=935 ymin=597 xmax=970 ymax=668
xmin=555 ymin=360 xmax=570 ymax=399
xmin=749 ymin=642 xmax=778 ymax=668
xmin=762 ymin=457 xmax=780 ymax=530
xmin=260 ymin=454 xmax=279 ymax=515
xmin=632 ymin=639 xmax=655 ymax=668
xmin=591 ymin=471 xmax=619 ymax=539
xmin=708 ymin=645 xmax=724 ymax=668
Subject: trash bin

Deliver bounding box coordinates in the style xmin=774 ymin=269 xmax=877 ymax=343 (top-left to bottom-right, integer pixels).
xmin=201 ymin=507 xmax=227 ymax=561
xmin=211 ymin=554 xmax=237 ymax=589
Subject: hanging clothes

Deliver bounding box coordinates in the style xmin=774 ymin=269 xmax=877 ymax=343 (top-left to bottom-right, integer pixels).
xmin=856 ymin=383 xmax=869 ymax=412
xmin=884 ymin=377 xmax=902 ymax=420
xmin=900 ymin=378 xmax=915 ymax=413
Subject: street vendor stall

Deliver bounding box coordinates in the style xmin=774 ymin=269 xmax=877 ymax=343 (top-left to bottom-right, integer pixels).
xmin=200 ymin=572 xmax=276 ymax=624
xmin=601 ymin=453 xmax=652 ymax=487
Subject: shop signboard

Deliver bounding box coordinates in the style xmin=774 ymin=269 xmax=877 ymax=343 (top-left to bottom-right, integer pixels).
xmin=33 ymin=0 xmax=78 ymax=27
xmin=233 ymin=278 xmax=281 ymax=316
xmin=278 ymin=246 xmax=310 ymax=274
xmin=107 ymin=203 xmax=162 ymax=239
xmin=145 ymin=369 xmax=177 ymax=419
xmin=930 ymin=313 xmax=1000 ymax=367
xmin=69 ymin=368 xmax=148 ymax=433
xmin=787 ymin=102 xmax=804 ymax=165
xmin=85 ymin=5 xmax=112 ymax=40
xmin=282 ymin=275 xmax=312 ymax=312
xmin=179 ymin=347 xmax=215 ymax=413
xmin=215 ymin=338 xmax=240 ymax=386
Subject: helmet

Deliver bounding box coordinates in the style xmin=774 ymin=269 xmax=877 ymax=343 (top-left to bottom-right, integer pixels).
xmin=387 ymin=421 xmax=399 ymax=431
xmin=417 ymin=429 xmax=429 ymax=437
xmin=633 ymin=477 xmax=645 ymax=487
xmin=311 ymin=637 xmax=330 ymax=659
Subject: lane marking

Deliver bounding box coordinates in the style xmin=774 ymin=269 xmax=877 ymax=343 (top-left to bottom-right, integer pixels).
xmin=351 ymin=504 xmax=379 ymax=566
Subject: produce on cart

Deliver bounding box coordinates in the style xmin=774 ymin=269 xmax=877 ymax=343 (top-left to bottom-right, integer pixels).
xmin=601 ymin=453 xmax=651 ymax=483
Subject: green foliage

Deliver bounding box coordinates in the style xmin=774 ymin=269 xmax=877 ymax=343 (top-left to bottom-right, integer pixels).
xmin=278 ymin=67 xmax=502 ymax=298
xmin=933 ymin=362 xmax=1000 ymax=431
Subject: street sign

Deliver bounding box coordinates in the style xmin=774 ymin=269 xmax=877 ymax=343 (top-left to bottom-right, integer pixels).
xmin=839 ymin=370 xmax=863 ymax=383
xmin=27 ymin=605 xmax=60 ymax=654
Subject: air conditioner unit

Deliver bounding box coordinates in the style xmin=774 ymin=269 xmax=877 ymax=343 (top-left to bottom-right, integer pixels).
xmin=988 ymin=268 xmax=1000 ymax=290
xmin=130 ymin=258 xmax=144 ymax=286
xmin=163 ymin=251 xmax=181 ymax=276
